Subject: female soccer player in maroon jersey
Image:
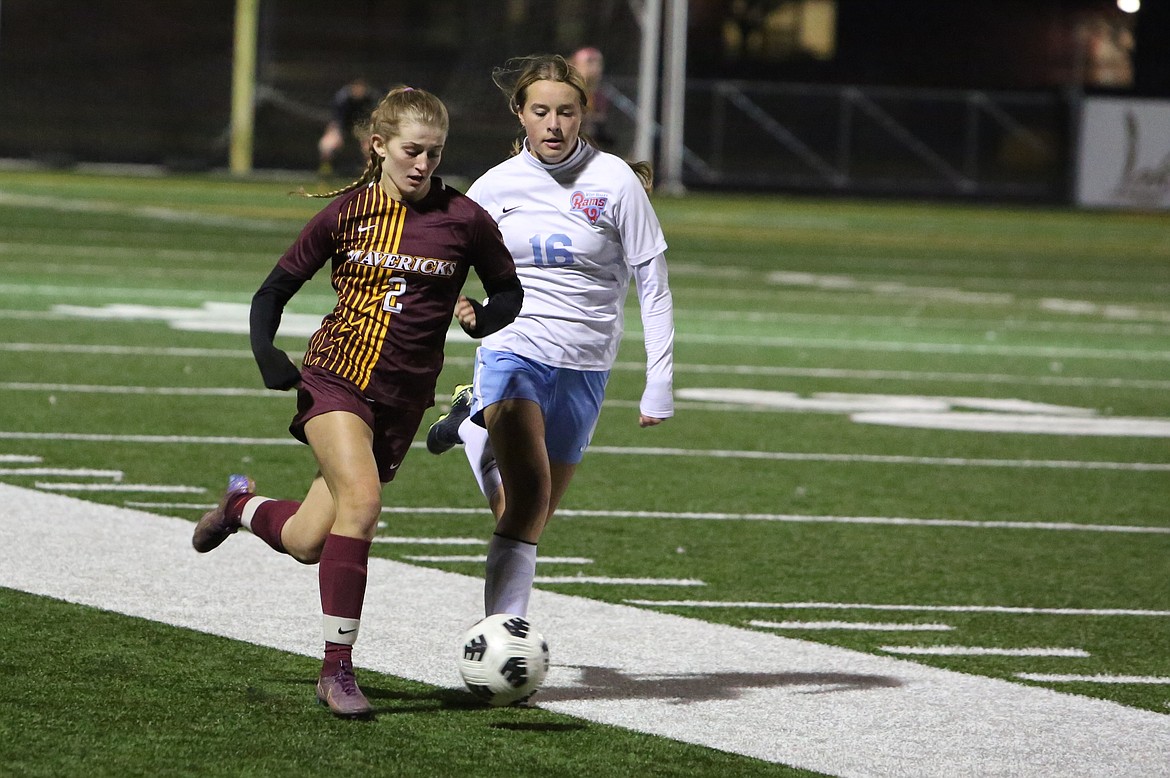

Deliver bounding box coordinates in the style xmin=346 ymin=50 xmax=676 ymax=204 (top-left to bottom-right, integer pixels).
xmin=191 ymin=86 xmax=522 ymax=718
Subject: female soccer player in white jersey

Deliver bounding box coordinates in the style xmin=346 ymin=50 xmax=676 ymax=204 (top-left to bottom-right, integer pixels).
xmin=427 ymin=53 xmax=675 ymax=620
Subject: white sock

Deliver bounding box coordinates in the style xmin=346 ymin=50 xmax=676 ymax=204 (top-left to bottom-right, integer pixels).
xmin=239 ymin=496 xmax=271 ymax=531
xmin=460 ymin=417 xmax=502 ymax=502
xmin=484 ymin=533 xmax=537 ymax=617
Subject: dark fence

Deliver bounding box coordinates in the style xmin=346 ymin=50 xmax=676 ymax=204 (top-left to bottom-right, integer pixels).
xmin=602 ymin=78 xmax=1069 ymax=202
xmin=0 ymin=2 xmax=1070 ymax=202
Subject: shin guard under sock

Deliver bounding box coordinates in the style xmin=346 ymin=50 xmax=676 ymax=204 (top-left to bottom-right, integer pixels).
xmin=484 ymin=532 xmax=538 ymax=617
xmin=319 ymin=533 xmax=371 ymax=673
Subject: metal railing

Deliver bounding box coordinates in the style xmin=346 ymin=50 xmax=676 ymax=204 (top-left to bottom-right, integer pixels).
xmin=608 ymin=78 xmax=1070 ymax=202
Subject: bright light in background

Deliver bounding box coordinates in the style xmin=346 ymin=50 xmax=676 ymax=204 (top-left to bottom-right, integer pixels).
xmin=1117 ymin=0 xmax=1140 ymax=13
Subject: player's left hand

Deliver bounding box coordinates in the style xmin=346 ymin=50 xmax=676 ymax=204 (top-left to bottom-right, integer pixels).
xmin=638 ymin=414 xmax=665 ymax=428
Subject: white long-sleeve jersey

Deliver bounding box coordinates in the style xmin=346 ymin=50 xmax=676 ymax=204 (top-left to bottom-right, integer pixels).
xmin=466 ymin=141 xmax=675 ymax=417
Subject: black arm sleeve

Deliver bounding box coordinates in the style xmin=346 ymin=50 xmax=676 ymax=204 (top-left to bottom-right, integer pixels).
xmin=460 ymin=274 xmax=524 ymax=339
xmin=250 ymin=266 xmax=307 ymax=390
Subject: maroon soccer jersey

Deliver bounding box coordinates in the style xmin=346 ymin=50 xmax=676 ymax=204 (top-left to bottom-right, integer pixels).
xmin=276 ymin=179 xmax=516 ymax=408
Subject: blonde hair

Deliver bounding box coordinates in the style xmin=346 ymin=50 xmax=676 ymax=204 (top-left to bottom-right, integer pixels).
xmin=490 ymin=54 xmax=654 ymax=192
xmin=493 ymin=54 xmax=588 ymax=116
xmin=306 ymin=85 xmax=449 ymax=198
xmin=490 ymin=54 xmax=591 ymax=156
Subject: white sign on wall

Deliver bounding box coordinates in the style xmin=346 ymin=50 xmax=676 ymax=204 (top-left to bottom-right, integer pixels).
xmin=1075 ymin=96 xmax=1170 ymax=209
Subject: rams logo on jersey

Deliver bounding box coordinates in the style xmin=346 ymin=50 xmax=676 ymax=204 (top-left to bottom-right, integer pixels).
xmin=570 ymin=191 xmax=608 ymax=225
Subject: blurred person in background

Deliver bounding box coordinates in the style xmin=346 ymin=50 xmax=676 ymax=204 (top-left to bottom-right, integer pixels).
xmin=1079 ymin=14 xmax=1135 ymax=88
xmin=570 ymin=46 xmax=614 ymax=149
xmin=192 ymin=85 xmax=522 ymax=718
xmin=318 ymin=77 xmax=379 ymax=176
xmin=426 ymin=53 xmax=674 ymax=622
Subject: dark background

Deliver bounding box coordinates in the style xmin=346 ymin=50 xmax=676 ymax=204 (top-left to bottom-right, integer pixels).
xmin=0 ymin=0 xmax=1164 ymax=191
xmin=690 ymin=0 xmax=1167 ymax=93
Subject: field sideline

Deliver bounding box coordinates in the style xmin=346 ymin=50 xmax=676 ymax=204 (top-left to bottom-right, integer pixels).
xmin=4 ymin=483 xmax=1170 ymax=775
xmin=1 ymin=168 xmax=1169 ymax=775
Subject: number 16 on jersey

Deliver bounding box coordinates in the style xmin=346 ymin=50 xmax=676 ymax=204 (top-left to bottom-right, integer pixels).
xmin=529 ymin=234 xmax=574 ymax=266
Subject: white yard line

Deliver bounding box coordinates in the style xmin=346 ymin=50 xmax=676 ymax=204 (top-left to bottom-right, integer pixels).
xmin=752 ymin=620 xmax=955 ymax=632
xmin=371 ymin=536 xmax=486 ymax=546
xmin=629 ymin=600 xmax=1170 ymax=617
xmin=3 ymin=344 xmax=1168 ymax=390
xmin=658 ymin=364 xmax=1170 ymax=391
xmin=122 ymin=502 xmax=1166 ymax=538
xmin=7 ymin=316 xmax=1170 ymax=365
xmin=533 ymin=576 xmax=704 ymax=586
xmin=673 ymin=332 xmax=1170 ymax=362
xmin=0 ymin=382 xmax=276 ymax=398
xmin=5 ymin=430 xmax=1167 ymax=472
xmin=0 ymin=468 xmax=122 ymax=479
xmin=0 ymin=191 xmax=294 ymax=231
xmin=551 ymin=509 xmax=1170 ymax=534
xmin=402 ymin=555 xmax=594 ymax=565
xmin=2 ymin=484 xmax=1168 ymax=776
xmin=1017 ymin=674 xmax=1170 ymax=685
xmin=853 ymin=411 xmax=1170 ymax=437
xmin=0 ymin=343 xmax=253 ymax=358
xmin=0 ymin=432 xmax=302 ymax=446
xmin=881 ymin=646 xmax=1090 ymax=657
xmin=32 ymin=482 xmax=206 ymax=493
xmin=696 ymin=308 xmax=1170 ymax=336
xmin=587 ymin=445 xmax=1170 ymax=472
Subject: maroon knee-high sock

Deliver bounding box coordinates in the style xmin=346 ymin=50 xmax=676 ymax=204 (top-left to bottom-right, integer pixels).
xmin=247 ymin=499 xmax=299 ymax=553
xmin=319 ymin=533 xmax=371 ymax=674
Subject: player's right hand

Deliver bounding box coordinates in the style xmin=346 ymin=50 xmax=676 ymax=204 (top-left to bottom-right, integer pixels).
xmin=454 ymin=295 xmax=477 ymax=331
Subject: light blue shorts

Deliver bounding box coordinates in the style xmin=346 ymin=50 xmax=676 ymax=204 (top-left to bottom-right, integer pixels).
xmin=471 ymin=347 xmax=609 ymax=465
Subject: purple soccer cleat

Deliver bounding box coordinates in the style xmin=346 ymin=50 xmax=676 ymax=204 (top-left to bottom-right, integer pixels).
xmin=316 ymin=659 xmax=372 ymax=718
xmin=191 ymin=474 xmax=254 ymax=553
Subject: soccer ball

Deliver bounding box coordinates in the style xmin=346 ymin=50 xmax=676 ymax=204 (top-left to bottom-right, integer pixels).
xmin=457 ymin=613 xmax=550 ymax=706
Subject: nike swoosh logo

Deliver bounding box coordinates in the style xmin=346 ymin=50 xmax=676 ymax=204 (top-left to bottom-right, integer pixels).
xmin=357 ymin=225 xmax=376 ymax=232
xmin=502 ymin=206 xmax=521 ymax=213
xmin=337 ymin=627 xmax=357 ymax=635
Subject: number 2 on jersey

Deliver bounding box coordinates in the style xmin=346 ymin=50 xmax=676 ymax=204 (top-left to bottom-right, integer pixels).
xmin=381 ymin=276 xmax=406 ymax=313
xmin=529 ymin=234 xmax=574 ymax=266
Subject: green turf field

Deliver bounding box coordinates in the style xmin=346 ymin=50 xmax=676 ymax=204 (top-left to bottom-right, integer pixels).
xmin=1 ymin=167 xmax=1167 ymax=775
